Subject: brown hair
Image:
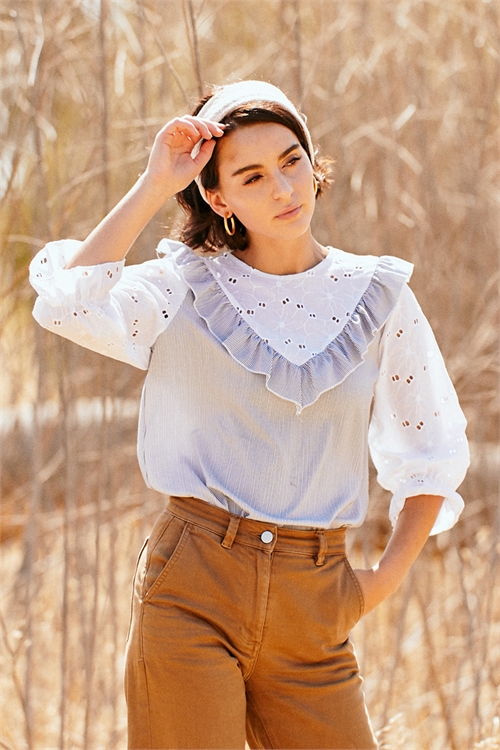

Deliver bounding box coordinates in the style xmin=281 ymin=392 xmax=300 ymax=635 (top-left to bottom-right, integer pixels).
xmin=176 ymin=95 xmax=334 ymax=254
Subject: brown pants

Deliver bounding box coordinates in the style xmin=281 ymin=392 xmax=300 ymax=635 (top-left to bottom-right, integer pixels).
xmin=125 ymin=496 xmax=378 ymax=749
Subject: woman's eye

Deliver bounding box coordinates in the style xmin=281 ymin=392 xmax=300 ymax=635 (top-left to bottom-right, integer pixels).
xmin=244 ymin=174 xmax=262 ymax=185
xmin=285 ymin=155 xmax=301 ymax=167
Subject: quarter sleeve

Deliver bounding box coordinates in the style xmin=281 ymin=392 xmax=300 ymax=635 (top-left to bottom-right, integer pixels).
xmin=368 ymin=284 xmax=469 ymax=535
xmin=29 ymin=239 xmax=188 ymax=369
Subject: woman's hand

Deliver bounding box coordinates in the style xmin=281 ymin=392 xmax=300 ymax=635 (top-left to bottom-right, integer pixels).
xmin=143 ymin=116 xmax=226 ymax=198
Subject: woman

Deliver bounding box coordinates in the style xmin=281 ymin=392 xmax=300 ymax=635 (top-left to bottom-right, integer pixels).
xmin=30 ymin=80 xmax=469 ymax=749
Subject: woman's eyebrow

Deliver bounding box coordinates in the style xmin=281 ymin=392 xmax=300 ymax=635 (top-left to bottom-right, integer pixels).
xmin=231 ymin=143 xmax=301 ymax=177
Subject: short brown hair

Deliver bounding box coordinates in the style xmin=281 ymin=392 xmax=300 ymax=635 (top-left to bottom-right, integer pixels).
xmin=176 ymin=96 xmax=333 ymax=254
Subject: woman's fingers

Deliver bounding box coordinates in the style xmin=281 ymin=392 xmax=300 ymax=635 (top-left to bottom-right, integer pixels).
xmin=145 ymin=115 xmax=225 ymax=193
xmin=192 ymin=137 xmax=217 ymax=170
xmin=164 ymin=117 xmax=201 ymax=142
xmin=163 ymin=116 xmax=225 ymax=147
xmin=183 ymin=115 xmax=226 ymax=139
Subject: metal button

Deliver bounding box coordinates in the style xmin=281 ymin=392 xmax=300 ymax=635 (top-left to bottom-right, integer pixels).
xmin=260 ymin=530 xmax=274 ymax=544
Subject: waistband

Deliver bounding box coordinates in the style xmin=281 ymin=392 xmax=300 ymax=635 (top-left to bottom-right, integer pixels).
xmin=167 ymin=496 xmax=346 ymax=566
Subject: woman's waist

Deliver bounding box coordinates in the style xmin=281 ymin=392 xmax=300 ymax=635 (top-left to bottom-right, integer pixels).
xmin=167 ymin=495 xmax=348 ymax=557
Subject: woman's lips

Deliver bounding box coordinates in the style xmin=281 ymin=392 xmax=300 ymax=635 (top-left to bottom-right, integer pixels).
xmin=275 ymin=205 xmax=302 ymax=220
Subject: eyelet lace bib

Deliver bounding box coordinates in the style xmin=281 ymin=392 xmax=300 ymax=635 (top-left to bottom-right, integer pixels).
xmin=161 ymin=242 xmax=413 ymax=412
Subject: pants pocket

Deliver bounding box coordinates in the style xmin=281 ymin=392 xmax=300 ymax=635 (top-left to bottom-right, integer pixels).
xmin=142 ymin=512 xmax=190 ymax=602
xmin=342 ymin=556 xmax=365 ymax=623
xmin=126 ymin=536 xmax=149 ymax=642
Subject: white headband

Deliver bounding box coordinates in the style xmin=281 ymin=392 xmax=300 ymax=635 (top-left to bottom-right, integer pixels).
xmin=192 ymin=80 xmax=314 ymax=203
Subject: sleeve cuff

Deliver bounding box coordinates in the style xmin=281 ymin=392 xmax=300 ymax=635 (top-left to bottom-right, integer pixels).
xmin=389 ymin=482 xmax=465 ymax=535
xmin=29 ymin=240 xmax=125 ymax=306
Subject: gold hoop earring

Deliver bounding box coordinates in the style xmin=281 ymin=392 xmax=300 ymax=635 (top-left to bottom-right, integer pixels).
xmin=313 ymin=176 xmax=319 ymax=196
xmin=224 ymin=214 xmax=236 ymax=236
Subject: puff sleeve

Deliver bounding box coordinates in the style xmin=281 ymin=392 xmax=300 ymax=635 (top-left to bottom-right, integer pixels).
xmin=29 ymin=239 xmax=188 ymax=369
xmin=368 ymin=284 xmax=469 ymax=535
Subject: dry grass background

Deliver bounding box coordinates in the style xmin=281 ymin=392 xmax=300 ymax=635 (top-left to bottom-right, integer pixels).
xmin=0 ymin=0 xmax=499 ymax=748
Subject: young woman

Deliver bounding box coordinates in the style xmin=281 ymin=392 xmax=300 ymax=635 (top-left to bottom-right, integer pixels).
xmin=30 ymin=80 xmax=469 ymax=749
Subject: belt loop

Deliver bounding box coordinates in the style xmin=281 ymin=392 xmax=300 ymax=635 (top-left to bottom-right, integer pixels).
xmin=221 ymin=515 xmax=241 ymax=550
xmin=315 ymin=530 xmax=327 ymax=566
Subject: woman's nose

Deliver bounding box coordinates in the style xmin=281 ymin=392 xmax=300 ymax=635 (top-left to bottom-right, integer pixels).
xmin=271 ymin=172 xmax=293 ymax=200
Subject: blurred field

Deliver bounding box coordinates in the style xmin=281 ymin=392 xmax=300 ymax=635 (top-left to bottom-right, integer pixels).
xmin=0 ymin=0 xmax=499 ymax=748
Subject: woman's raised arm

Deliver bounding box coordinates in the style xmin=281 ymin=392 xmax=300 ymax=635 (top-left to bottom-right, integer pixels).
xmin=65 ymin=116 xmax=224 ymax=269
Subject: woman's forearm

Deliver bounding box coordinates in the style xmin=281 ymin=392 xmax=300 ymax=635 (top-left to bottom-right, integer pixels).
xmin=354 ymin=495 xmax=444 ymax=614
xmin=66 ymin=175 xmax=173 ymax=268
xmin=65 ymin=173 xmax=173 ymax=269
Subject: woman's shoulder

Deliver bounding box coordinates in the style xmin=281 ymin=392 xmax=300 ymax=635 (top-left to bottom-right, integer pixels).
xmin=329 ymin=247 xmax=414 ymax=281
xmin=120 ymin=239 xmax=191 ymax=292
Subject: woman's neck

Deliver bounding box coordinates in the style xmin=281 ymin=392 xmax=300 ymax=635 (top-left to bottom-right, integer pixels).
xmin=233 ymin=232 xmax=327 ymax=276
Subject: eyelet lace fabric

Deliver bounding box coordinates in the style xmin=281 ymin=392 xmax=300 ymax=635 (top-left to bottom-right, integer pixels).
xmin=199 ymin=248 xmax=380 ymax=366
xmin=30 ymin=239 xmax=188 ymax=369
xmin=367 ymin=283 xmax=469 ymax=530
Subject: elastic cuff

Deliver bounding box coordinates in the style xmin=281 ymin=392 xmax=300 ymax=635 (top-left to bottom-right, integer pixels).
xmin=389 ymin=485 xmax=465 ymax=535
xmin=29 ymin=240 xmax=125 ymax=306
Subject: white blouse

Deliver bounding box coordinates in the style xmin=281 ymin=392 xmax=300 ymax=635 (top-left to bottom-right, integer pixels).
xmin=29 ymin=239 xmax=469 ymax=534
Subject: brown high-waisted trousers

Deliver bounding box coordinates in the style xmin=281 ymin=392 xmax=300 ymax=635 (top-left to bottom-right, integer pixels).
xmin=125 ymin=496 xmax=378 ymax=750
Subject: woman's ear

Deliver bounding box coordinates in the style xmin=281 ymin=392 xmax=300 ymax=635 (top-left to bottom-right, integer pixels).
xmin=205 ymin=189 xmax=229 ymax=219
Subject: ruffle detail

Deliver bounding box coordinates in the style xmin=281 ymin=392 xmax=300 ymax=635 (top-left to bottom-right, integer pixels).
xmin=176 ymin=248 xmax=413 ymax=412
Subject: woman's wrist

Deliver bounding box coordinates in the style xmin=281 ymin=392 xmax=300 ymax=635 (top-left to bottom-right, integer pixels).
xmin=137 ymin=170 xmax=178 ymax=208
xmin=353 ymin=566 xmax=401 ymax=616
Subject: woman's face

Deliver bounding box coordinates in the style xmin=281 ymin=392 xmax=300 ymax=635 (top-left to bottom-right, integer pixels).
xmin=206 ymin=122 xmax=316 ymax=244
